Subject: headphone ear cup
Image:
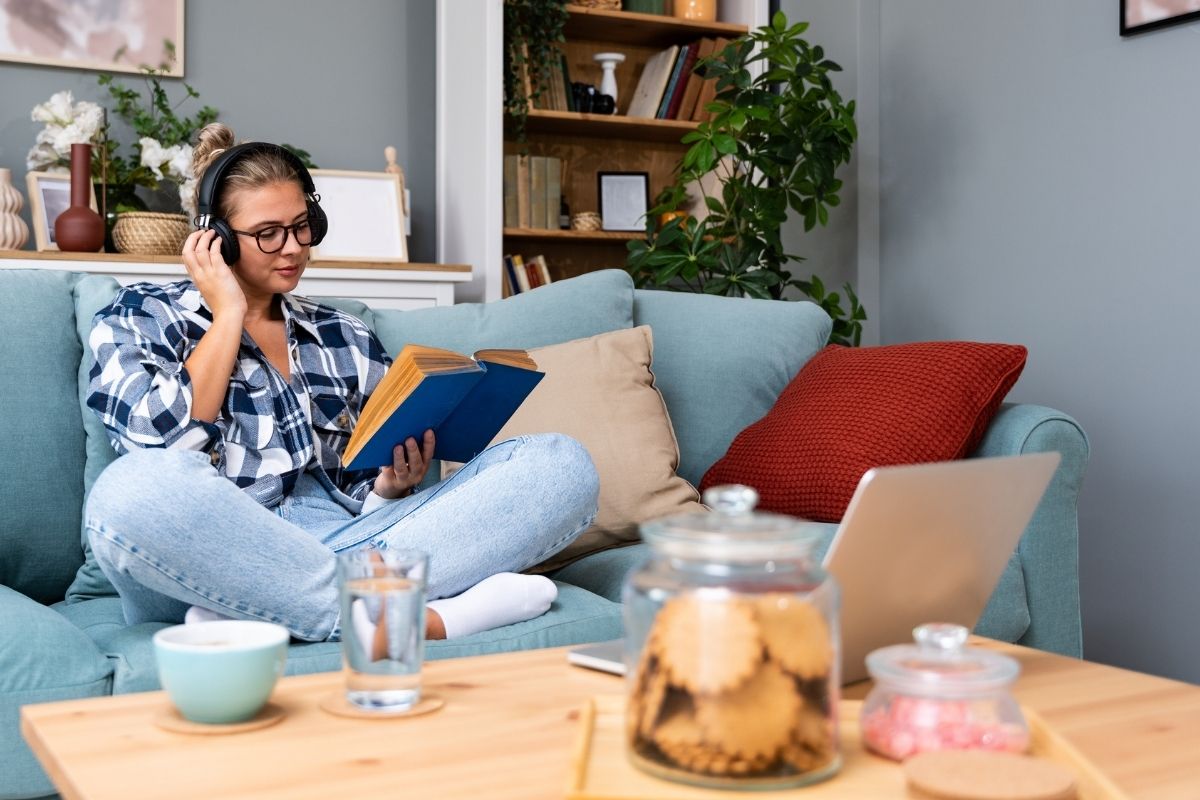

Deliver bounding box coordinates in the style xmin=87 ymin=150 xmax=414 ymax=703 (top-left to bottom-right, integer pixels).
xmin=306 ymin=200 xmax=328 ymax=247
xmin=208 ymin=218 xmax=240 ymax=266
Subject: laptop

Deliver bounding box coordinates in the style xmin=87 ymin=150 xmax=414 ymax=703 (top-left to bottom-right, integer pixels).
xmin=568 ymin=452 xmax=1060 ymax=684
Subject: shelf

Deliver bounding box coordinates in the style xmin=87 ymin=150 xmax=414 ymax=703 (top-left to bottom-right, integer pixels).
xmin=504 ymin=228 xmax=643 ymax=242
xmin=564 ymin=4 xmax=748 ymax=47
xmin=524 ymin=109 xmax=697 ymax=142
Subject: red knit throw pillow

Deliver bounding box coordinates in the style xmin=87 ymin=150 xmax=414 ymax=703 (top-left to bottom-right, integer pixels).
xmin=700 ymin=342 xmax=1028 ymax=522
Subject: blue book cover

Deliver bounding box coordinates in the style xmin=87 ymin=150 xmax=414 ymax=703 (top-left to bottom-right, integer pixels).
xmin=343 ymin=356 xmax=544 ymax=471
xmin=656 ymin=44 xmax=689 ymax=118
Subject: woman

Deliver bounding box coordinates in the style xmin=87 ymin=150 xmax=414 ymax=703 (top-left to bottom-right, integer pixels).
xmin=84 ymin=123 xmax=598 ymax=642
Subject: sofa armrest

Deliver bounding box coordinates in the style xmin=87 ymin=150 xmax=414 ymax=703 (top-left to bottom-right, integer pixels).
xmin=974 ymin=403 xmax=1089 ymax=657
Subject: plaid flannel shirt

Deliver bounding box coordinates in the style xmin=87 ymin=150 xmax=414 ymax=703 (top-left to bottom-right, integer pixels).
xmin=87 ymin=280 xmax=391 ymax=509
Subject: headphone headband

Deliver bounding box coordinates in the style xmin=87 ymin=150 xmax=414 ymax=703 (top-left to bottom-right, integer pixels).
xmin=195 ymin=141 xmax=317 ymax=221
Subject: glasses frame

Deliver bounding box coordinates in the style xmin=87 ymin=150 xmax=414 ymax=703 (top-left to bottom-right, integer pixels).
xmin=229 ymin=217 xmax=316 ymax=255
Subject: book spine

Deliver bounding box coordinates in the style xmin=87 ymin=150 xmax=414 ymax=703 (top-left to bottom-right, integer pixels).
xmin=545 ymin=157 xmax=562 ymax=230
xmin=503 ymin=255 xmax=523 ymax=294
xmin=561 ymin=54 xmax=575 ymax=112
xmin=665 ymin=43 xmax=699 ymax=120
xmin=535 ymin=254 xmax=553 ymax=285
xmin=656 ymin=45 xmax=688 ymax=119
xmin=693 ymin=37 xmax=730 ymax=121
xmin=529 ymin=156 xmax=548 ymax=230
xmin=511 ymin=254 xmax=532 ymax=292
xmin=677 ymin=37 xmax=715 ymax=121
xmin=516 ymin=155 xmax=531 ymax=228
xmin=503 ymin=155 xmax=519 ymax=228
xmin=524 ymin=256 xmax=542 ymax=289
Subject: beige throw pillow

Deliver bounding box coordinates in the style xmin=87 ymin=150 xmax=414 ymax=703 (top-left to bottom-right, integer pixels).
xmin=444 ymin=325 xmax=703 ymax=572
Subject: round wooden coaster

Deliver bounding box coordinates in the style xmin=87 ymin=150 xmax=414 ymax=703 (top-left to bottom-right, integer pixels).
xmin=318 ymin=692 xmax=445 ymax=720
xmin=153 ymin=702 xmax=286 ymax=735
xmin=904 ymin=751 xmax=1078 ymax=800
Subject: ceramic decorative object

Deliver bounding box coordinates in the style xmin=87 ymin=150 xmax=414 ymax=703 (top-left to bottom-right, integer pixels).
xmin=54 ymin=143 xmax=105 ymax=252
xmin=0 ymin=168 xmax=30 ymax=250
xmin=672 ymin=0 xmax=716 ymax=21
xmin=594 ymin=52 xmax=626 ymax=107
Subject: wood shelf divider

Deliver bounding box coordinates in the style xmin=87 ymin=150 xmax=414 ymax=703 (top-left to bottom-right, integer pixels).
xmin=524 ymin=109 xmax=697 ymax=143
xmin=563 ymin=4 xmax=748 ymax=46
xmin=503 ymin=227 xmax=643 ymax=242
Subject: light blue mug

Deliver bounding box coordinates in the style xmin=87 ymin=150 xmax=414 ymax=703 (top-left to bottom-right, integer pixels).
xmin=153 ymin=620 xmax=289 ymax=724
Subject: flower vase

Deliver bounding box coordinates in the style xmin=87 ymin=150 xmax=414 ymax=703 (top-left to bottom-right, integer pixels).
xmin=0 ymin=168 xmax=30 ymax=250
xmin=55 ymin=143 xmax=105 ymax=252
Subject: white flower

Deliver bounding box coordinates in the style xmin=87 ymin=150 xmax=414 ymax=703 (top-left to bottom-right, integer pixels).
xmin=51 ymin=122 xmax=96 ymax=156
xmin=179 ymin=177 xmax=198 ymax=220
xmin=26 ymin=142 xmax=60 ymax=171
xmin=31 ymin=90 xmax=76 ymax=125
xmin=166 ymin=143 xmax=193 ymax=183
xmin=75 ymin=103 xmax=105 ymax=140
xmin=138 ymin=137 xmax=170 ymax=180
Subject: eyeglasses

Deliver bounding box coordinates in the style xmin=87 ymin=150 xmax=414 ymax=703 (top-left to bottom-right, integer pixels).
xmin=230 ymin=218 xmax=315 ymax=254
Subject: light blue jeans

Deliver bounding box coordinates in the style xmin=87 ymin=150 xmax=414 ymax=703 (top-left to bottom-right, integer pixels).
xmin=84 ymin=434 xmax=599 ymax=641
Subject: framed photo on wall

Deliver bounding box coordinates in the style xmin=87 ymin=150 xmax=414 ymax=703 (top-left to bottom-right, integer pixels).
xmin=598 ymin=171 xmax=650 ymax=232
xmin=0 ymin=0 xmax=185 ymax=76
xmin=1121 ymin=0 xmax=1200 ymax=35
xmin=25 ymin=171 xmax=98 ymax=252
xmin=309 ymin=169 xmax=408 ymax=262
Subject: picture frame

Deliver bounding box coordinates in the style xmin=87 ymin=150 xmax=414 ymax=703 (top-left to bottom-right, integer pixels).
xmin=0 ymin=0 xmax=185 ymax=76
xmin=25 ymin=171 xmax=99 ymax=252
xmin=309 ymin=169 xmax=408 ymax=263
xmin=598 ymin=171 xmax=650 ymax=232
xmin=1120 ymin=0 xmax=1200 ymax=35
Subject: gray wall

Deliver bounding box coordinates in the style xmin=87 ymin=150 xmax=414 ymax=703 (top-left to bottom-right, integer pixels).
xmin=0 ymin=0 xmax=437 ymax=261
xmin=785 ymin=1 xmax=1200 ymax=682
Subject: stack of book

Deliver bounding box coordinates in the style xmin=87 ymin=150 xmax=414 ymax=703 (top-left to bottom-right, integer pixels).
xmin=531 ymin=53 xmax=575 ymax=112
xmin=502 ymin=254 xmax=554 ymax=295
xmin=503 ymin=154 xmax=564 ymax=230
xmin=626 ymin=36 xmax=731 ymax=121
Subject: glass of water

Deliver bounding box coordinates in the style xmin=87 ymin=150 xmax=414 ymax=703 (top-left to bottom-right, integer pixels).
xmin=336 ymin=548 xmax=428 ymax=712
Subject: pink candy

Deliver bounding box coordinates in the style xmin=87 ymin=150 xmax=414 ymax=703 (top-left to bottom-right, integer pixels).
xmin=860 ymin=695 xmax=1029 ymax=761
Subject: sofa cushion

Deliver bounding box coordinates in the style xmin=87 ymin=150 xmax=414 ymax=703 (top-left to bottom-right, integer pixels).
xmin=632 ymin=288 xmax=831 ymax=486
xmin=701 ymin=342 xmax=1027 ymax=522
xmin=358 ymin=269 xmax=635 ymax=356
xmin=1 ymin=586 xmax=112 ymax=798
xmin=0 ymin=270 xmax=90 ymax=603
xmin=448 ymin=326 xmax=703 ymax=572
xmin=65 ymin=275 xmax=125 ymax=602
xmin=56 ymin=583 xmax=622 ymax=693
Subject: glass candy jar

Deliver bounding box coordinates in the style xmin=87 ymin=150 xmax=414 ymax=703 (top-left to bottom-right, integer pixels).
xmin=861 ymin=623 xmax=1031 ymax=760
xmin=622 ymin=485 xmax=841 ymax=789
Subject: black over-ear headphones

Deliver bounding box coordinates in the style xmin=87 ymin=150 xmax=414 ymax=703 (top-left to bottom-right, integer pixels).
xmin=195 ymin=141 xmax=328 ymax=265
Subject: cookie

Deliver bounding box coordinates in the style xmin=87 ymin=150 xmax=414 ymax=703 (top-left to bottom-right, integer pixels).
xmin=695 ymin=660 xmax=801 ymax=760
xmin=904 ymin=751 xmax=1078 ymax=800
xmin=652 ymin=594 xmax=763 ymax=694
xmin=755 ymin=594 xmax=833 ymax=679
xmin=782 ymin=704 xmax=836 ymax=773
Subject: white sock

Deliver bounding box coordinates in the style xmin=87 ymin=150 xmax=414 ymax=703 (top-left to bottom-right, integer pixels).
xmin=427 ymin=573 xmax=558 ymax=639
xmin=184 ymin=605 xmax=234 ymax=625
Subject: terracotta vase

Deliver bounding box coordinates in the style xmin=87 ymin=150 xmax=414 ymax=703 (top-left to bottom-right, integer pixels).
xmin=54 ymin=143 xmax=104 ymax=252
xmin=0 ymin=168 xmax=30 ymax=250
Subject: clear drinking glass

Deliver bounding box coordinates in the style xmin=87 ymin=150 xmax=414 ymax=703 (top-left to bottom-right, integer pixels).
xmin=337 ymin=548 xmax=428 ymax=712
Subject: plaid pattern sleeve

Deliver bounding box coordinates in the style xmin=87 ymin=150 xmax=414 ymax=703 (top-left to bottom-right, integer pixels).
xmin=87 ymin=284 xmax=221 ymax=455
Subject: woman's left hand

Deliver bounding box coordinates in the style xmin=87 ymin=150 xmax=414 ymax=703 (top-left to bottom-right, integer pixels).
xmin=374 ymin=429 xmax=436 ymax=500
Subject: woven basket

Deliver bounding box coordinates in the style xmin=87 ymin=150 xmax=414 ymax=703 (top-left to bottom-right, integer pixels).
xmin=572 ymin=211 xmax=603 ymax=232
xmin=113 ymin=212 xmax=191 ymax=256
xmin=577 ymin=0 xmax=621 ymax=9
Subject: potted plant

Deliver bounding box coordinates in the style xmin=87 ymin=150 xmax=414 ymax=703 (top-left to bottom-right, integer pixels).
xmin=625 ymin=12 xmax=866 ymax=346
xmin=27 ymin=42 xmax=218 ymax=254
xmin=503 ymin=0 xmax=568 ymax=144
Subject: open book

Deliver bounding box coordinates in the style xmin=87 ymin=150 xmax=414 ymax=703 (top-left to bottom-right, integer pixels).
xmin=341 ymin=344 xmax=544 ymax=471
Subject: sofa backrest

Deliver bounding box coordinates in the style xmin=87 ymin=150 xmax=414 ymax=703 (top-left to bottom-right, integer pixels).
xmin=0 ymin=270 xmax=92 ymax=602
xmin=633 ymin=288 xmax=831 ymax=486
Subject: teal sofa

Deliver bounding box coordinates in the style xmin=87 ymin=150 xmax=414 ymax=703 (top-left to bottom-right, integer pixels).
xmin=0 ymin=267 xmax=1088 ymax=799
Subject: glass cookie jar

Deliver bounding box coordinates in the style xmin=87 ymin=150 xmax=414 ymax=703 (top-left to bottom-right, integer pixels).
xmin=861 ymin=623 xmax=1031 ymax=761
xmin=622 ymin=485 xmax=841 ymax=790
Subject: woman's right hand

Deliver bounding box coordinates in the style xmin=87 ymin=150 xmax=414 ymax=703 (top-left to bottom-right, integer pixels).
xmin=182 ymin=229 xmax=247 ymax=320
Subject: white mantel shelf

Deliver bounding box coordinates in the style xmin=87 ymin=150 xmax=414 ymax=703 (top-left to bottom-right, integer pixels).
xmin=0 ymin=250 xmax=472 ymax=309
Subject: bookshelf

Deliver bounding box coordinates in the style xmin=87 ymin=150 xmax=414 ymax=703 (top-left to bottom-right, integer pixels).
xmin=436 ymin=0 xmax=768 ymax=303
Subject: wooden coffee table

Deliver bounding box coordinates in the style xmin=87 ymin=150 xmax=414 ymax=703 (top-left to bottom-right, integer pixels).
xmin=20 ymin=640 xmax=1200 ymax=799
